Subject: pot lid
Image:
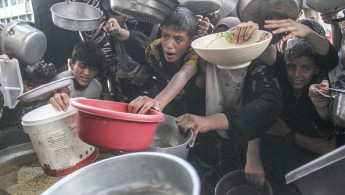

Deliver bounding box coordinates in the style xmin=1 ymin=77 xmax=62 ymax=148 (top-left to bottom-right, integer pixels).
xmin=21 ymin=98 xmax=84 ymax=126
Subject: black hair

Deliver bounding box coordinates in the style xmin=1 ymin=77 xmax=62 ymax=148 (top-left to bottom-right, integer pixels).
xmin=24 ymin=60 xmax=57 ymax=88
xmin=285 ymin=37 xmax=316 ymax=62
xmin=161 ymin=7 xmax=198 ymax=39
xmin=71 ymin=41 xmax=105 ymax=71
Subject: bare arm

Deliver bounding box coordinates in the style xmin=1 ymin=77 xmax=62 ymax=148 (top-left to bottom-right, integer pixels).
xmin=176 ymin=113 xmax=229 ymax=147
xmin=321 ymin=12 xmax=343 ymax=51
xmin=154 ymin=65 xmax=197 ymax=109
xmin=128 ymin=65 xmax=196 ymax=114
xmin=295 ymin=133 xmax=337 ymax=155
xmin=105 ymin=18 xmax=130 ymax=41
xmin=264 ymin=19 xmax=330 ymax=55
xmin=245 ymin=138 xmax=265 ymax=187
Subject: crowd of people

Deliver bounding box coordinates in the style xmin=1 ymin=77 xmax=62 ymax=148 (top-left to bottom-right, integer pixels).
xmin=1 ymin=1 xmax=345 ymax=194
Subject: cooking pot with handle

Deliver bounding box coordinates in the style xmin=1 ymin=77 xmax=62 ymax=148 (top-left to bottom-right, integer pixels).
xmin=315 ymin=88 xmax=345 ymax=127
xmin=179 ymin=0 xmax=222 ymax=15
xmin=304 ymin=0 xmax=345 ymax=22
xmin=0 ymin=20 xmax=47 ymax=65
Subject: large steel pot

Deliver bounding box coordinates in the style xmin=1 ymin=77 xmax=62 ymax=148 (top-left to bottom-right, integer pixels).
xmin=111 ymin=0 xmax=174 ymax=24
xmin=316 ymin=88 xmax=345 ymax=127
xmin=43 ymin=152 xmax=200 ymax=195
xmin=50 ymin=2 xmax=103 ymax=31
xmin=145 ymin=114 xmax=193 ymax=160
xmin=179 ymin=0 xmax=222 ymax=15
xmin=236 ymin=0 xmax=303 ymax=43
xmin=304 ymin=0 xmax=345 ymax=14
xmin=0 ymin=20 xmax=47 ymax=65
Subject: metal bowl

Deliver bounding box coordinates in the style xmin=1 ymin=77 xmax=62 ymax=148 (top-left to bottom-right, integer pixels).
xmin=215 ymin=170 xmax=273 ymax=195
xmin=42 ymin=152 xmax=200 ymax=195
xmin=50 ymin=2 xmax=103 ymax=31
xmin=111 ymin=0 xmax=167 ymax=24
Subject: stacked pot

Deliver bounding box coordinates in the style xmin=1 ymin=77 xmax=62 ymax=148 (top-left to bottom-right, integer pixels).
xmin=110 ymin=0 xmax=180 ymax=24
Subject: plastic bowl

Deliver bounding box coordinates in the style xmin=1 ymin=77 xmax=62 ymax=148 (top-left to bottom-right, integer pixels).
xmin=215 ymin=169 xmax=273 ymax=195
xmin=192 ymin=30 xmax=272 ymax=69
xmin=71 ymin=99 xmax=165 ymax=151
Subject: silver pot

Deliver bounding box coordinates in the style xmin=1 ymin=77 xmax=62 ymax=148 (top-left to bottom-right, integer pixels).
xmin=43 ymin=152 xmax=200 ymax=195
xmin=50 ymin=2 xmax=103 ymax=31
xmin=111 ymin=0 xmax=168 ymax=24
xmin=316 ymin=88 xmax=345 ymax=127
xmin=179 ymin=0 xmax=222 ymax=15
xmin=304 ymin=0 xmax=345 ymax=14
xmin=145 ymin=114 xmax=193 ymax=160
xmin=0 ymin=20 xmax=47 ymax=65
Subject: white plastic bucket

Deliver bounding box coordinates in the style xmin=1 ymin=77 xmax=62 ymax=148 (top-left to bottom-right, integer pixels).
xmin=22 ymin=99 xmax=98 ymax=176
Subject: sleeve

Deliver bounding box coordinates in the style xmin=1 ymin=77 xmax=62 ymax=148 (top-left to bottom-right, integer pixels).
xmin=222 ymin=61 xmax=282 ymax=142
xmin=315 ymin=41 xmax=339 ymax=71
xmin=183 ymin=47 xmax=199 ymax=70
xmin=145 ymin=39 xmax=162 ymax=66
xmin=123 ymin=30 xmax=151 ymax=65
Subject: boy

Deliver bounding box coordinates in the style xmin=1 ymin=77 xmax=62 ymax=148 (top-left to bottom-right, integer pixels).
xmin=127 ymin=7 xmax=199 ymax=116
xmin=49 ymin=41 xmax=104 ymax=111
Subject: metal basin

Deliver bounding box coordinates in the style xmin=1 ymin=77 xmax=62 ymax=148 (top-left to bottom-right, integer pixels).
xmin=42 ymin=152 xmax=200 ymax=195
xmin=145 ymin=115 xmax=193 ymax=160
xmin=50 ymin=2 xmax=103 ymax=31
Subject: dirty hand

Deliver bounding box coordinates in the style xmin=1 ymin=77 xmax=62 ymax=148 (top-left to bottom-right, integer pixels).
xmin=0 ymin=54 xmax=10 ymax=63
xmin=175 ymin=114 xmax=209 ymax=147
xmin=309 ymin=80 xmax=330 ymax=108
xmin=320 ymin=12 xmax=338 ymax=24
xmin=245 ymin=152 xmax=265 ymax=187
xmin=49 ymin=93 xmax=70 ymax=112
xmin=105 ymin=18 xmax=121 ymax=35
xmin=128 ymin=96 xmax=162 ymax=114
xmin=264 ymin=19 xmax=314 ymax=41
xmin=196 ymin=15 xmax=210 ymax=37
xmin=230 ymin=21 xmax=259 ymax=44
xmin=267 ymin=118 xmax=291 ymax=137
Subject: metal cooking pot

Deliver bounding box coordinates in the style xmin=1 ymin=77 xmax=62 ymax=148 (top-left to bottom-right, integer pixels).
xmin=304 ymin=0 xmax=345 ymax=14
xmin=179 ymin=0 xmax=222 ymax=15
xmin=50 ymin=2 xmax=103 ymax=31
xmin=145 ymin=114 xmax=193 ymax=160
xmin=304 ymin=0 xmax=345 ymax=22
xmin=316 ymin=88 xmax=345 ymax=127
xmin=43 ymin=152 xmax=200 ymax=195
xmin=111 ymin=0 xmax=168 ymax=24
xmin=236 ymin=0 xmax=302 ymax=43
xmin=0 ymin=20 xmax=47 ymax=65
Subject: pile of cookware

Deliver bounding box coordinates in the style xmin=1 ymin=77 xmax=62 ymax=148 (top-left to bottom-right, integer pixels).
xmin=110 ymin=0 xmax=179 ymax=24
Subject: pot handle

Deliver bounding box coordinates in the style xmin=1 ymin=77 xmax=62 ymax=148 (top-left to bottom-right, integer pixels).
xmin=6 ymin=20 xmax=25 ymax=34
xmin=186 ymin=128 xmax=194 ymax=149
xmin=315 ymin=88 xmax=332 ymax=98
xmin=332 ymin=10 xmax=345 ymax=23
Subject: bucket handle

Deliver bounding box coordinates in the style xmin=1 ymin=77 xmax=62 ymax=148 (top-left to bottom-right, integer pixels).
xmin=315 ymin=88 xmax=336 ymax=99
xmin=186 ymin=128 xmax=194 ymax=149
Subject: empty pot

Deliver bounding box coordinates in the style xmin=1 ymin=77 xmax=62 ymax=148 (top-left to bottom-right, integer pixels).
xmin=0 ymin=20 xmax=47 ymax=65
xmin=145 ymin=114 xmax=193 ymax=160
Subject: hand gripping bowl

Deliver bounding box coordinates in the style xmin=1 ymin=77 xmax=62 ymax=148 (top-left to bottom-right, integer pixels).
xmin=192 ymin=30 xmax=272 ymax=69
xmin=71 ymin=99 xmax=165 ymax=151
xmin=42 ymin=152 xmax=200 ymax=195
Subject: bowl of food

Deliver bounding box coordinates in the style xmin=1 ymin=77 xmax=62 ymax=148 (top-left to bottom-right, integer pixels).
xmin=192 ymin=30 xmax=272 ymax=69
xmin=215 ymin=169 xmax=273 ymax=195
xmin=51 ymin=2 xmax=103 ymax=31
xmin=71 ymin=99 xmax=165 ymax=151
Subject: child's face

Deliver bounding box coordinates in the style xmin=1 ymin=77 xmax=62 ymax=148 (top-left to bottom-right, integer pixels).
xmin=161 ymin=25 xmax=191 ymax=64
xmin=70 ymin=60 xmax=98 ymax=89
xmin=285 ymin=56 xmax=319 ymax=91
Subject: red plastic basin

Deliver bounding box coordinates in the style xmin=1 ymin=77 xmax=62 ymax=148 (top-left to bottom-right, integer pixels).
xmin=71 ymin=99 xmax=165 ymax=151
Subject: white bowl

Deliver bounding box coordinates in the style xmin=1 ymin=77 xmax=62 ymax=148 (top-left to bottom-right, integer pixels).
xmin=192 ymin=30 xmax=272 ymax=69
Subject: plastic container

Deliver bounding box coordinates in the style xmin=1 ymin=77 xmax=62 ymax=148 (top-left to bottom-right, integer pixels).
xmin=0 ymin=58 xmax=23 ymax=109
xmin=22 ymin=98 xmax=98 ymax=176
xmin=71 ymin=99 xmax=165 ymax=151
